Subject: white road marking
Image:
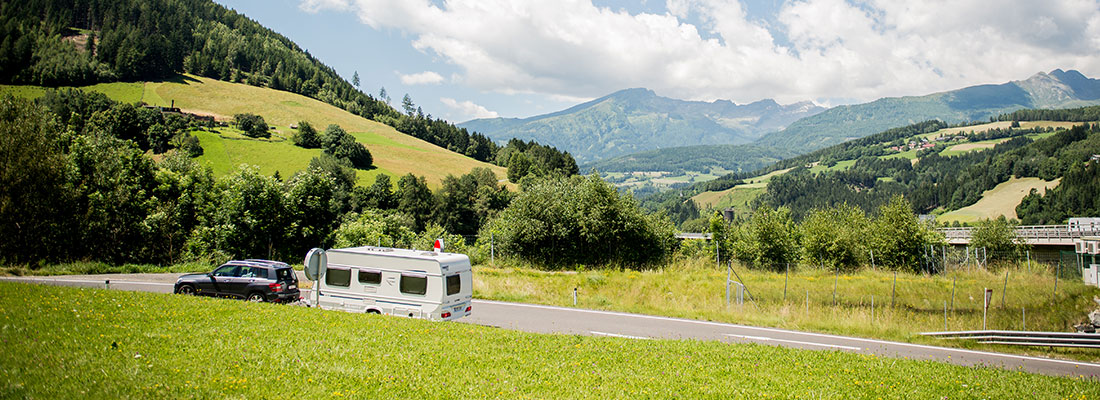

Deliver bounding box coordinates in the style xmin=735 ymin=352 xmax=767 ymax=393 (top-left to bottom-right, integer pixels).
xmin=725 ymin=333 xmax=862 ymax=351
xmin=589 ymin=331 xmax=649 ymax=340
xmin=472 ymin=299 xmax=1100 ymax=369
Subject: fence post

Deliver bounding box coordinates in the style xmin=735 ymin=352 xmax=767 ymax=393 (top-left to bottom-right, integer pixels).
xmin=1053 ymin=260 xmax=1060 ymax=299
xmin=950 ymin=275 xmax=956 ymax=312
xmin=1000 ymin=270 xmax=1009 ymax=309
xmin=1022 ymin=307 xmax=1026 ymax=331
xmin=1026 ymin=250 xmax=1031 ymax=272
xmin=490 ymin=233 xmax=495 ymax=264
xmin=833 ymin=266 xmax=839 ymax=306
xmin=944 ymin=300 xmax=948 ymax=331
xmin=726 ymin=265 xmax=731 ymax=308
xmin=871 ymin=295 xmax=875 ymax=326
xmin=870 ymin=250 xmax=875 ymax=270
xmin=783 ymin=263 xmax=789 ymax=302
xmin=942 ymin=245 xmax=947 ymax=271
xmin=891 ymin=271 xmax=897 ymax=307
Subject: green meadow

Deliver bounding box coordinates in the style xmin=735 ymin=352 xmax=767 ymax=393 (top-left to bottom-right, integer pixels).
xmin=1 ymin=282 xmax=1096 ymax=399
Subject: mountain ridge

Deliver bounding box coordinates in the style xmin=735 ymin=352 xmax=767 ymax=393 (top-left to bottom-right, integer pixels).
xmin=460 ymin=89 xmax=824 ymax=164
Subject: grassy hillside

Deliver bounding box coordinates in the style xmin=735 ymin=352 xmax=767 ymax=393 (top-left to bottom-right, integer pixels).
xmin=3 ymin=282 xmax=1096 ymax=398
xmin=2 ymin=77 xmax=507 ymax=187
xmin=153 ymin=76 xmax=506 ymax=187
xmin=938 ymin=177 xmax=1061 ymax=223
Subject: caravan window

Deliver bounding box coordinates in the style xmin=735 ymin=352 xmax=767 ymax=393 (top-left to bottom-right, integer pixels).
xmin=446 ymin=275 xmax=461 ymax=296
xmin=326 ymin=268 xmax=351 ymax=287
xmin=358 ymin=270 xmax=382 ymax=285
xmin=400 ymin=274 xmax=427 ymax=295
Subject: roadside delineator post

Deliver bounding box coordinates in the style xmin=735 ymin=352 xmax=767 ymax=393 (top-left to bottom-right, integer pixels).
xmin=943 ymin=300 xmax=947 ymax=331
xmin=573 ymin=287 xmax=577 ymax=306
xmin=105 ymin=279 xmax=110 ymax=290
xmin=983 ymin=288 xmax=992 ymax=330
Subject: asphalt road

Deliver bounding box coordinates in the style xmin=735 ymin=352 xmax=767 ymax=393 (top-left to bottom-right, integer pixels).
xmin=3 ymin=274 xmax=1098 ymax=377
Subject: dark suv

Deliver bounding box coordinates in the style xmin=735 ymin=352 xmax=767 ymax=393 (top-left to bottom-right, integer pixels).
xmin=174 ymin=259 xmax=300 ymax=303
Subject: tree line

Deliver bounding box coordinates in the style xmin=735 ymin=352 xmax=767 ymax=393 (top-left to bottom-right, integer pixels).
xmin=708 ymin=196 xmax=944 ymax=273
xmin=1 ymin=90 xmax=670 ymax=268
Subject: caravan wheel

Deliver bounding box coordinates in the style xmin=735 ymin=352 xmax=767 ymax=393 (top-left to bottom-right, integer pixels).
xmin=366 ymin=309 xmax=381 ymax=314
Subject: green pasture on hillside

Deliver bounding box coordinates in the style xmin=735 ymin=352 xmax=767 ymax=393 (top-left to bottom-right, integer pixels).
xmin=1 ymin=282 xmax=1096 ymax=399
xmin=938 ymin=177 xmax=1061 ymax=223
xmin=0 ymin=77 xmax=507 ymax=188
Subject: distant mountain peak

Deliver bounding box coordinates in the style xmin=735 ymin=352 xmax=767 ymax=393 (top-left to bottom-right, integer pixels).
xmin=459 ymin=88 xmax=824 ymax=163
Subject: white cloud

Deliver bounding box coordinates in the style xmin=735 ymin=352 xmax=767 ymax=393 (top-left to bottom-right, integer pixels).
xmin=440 ymin=97 xmax=500 ymax=120
xmin=399 ymin=71 xmax=445 ymax=85
xmin=303 ymin=0 xmax=1100 ymax=105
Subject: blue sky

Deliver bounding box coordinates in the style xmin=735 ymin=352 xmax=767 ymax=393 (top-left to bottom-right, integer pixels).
xmin=215 ymin=0 xmax=1100 ymax=123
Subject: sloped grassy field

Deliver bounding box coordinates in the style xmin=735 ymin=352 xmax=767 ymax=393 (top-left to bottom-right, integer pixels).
xmin=1 ymin=282 xmax=1096 ymax=399
xmin=1 ymin=77 xmax=507 ymax=188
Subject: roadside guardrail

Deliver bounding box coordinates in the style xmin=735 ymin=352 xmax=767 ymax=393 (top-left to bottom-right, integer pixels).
xmin=921 ymin=330 xmax=1100 ymax=348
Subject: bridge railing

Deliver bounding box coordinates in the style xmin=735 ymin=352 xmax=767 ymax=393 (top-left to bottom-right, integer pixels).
xmin=937 ymin=225 xmax=1098 ymax=243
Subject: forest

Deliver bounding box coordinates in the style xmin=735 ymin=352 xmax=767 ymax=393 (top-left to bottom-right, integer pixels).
xmin=0 ymin=0 xmax=576 ymax=174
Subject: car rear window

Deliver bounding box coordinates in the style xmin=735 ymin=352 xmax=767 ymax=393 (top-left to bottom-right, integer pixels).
xmin=326 ymin=268 xmax=351 ymax=287
xmin=358 ymin=270 xmax=381 ymax=285
xmin=400 ymin=274 xmax=427 ymax=295
xmin=276 ymin=268 xmax=295 ymax=282
xmin=446 ymin=275 xmax=461 ymax=296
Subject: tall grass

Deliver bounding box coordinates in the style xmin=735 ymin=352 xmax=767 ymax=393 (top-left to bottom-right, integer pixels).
xmin=474 ymin=256 xmax=1100 ymax=360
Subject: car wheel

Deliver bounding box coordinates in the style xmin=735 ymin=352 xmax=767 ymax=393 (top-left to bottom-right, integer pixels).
xmin=176 ymin=285 xmax=196 ymax=295
xmin=247 ymin=292 xmax=266 ymax=302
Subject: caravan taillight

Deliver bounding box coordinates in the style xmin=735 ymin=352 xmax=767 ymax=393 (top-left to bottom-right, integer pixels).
xmin=441 ymin=312 xmax=451 ymax=319
xmin=465 ymin=306 xmax=471 ymax=312
xmin=268 ymin=283 xmax=284 ymax=292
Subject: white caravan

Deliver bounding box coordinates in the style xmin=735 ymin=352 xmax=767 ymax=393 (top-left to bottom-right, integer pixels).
xmin=305 ymin=246 xmax=473 ymax=320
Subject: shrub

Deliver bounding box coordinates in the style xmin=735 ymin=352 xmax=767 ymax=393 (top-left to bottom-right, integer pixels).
xmin=234 ymin=113 xmax=269 ymax=138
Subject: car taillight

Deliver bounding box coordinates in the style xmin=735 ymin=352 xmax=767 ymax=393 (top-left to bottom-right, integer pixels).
xmin=269 ymin=283 xmax=284 ymax=292
xmin=465 ymin=306 xmax=471 ymax=312
xmin=441 ymin=312 xmax=451 ymax=319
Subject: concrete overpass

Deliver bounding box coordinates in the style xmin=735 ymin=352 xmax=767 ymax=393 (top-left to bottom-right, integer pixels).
xmin=938 ymin=225 xmax=1095 ymax=246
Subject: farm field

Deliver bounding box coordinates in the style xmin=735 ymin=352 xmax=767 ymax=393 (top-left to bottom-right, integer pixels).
xmin=690 ymin=167 xmax=791 ymax=211
xmin=474 ymin=257 xmax=1100 ymax=361
xmin=692 ymin=187 xmax=764 ymax=214
xmin=2 ymin=282 xmax=1096 ymax=399
xmin=924 ymin=121 xmax=1085 ymax=139
xmin=0 ymin=76 xmax=506 ymax=188
xmin=938 ymin=177 xmax=1061 ymax=223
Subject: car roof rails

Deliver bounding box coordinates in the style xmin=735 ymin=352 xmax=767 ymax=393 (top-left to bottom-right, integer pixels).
xmin=242 ymin=259 xmax=290 ymax=268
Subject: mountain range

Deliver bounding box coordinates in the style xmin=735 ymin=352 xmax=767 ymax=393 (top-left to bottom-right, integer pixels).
xmin=466 ymin=69 xmax=1100 ymax=172
xmin=754 ymin=69 xmax=1100 ymax=151
xmin=460 ymin=89 xmax=824 ymax=164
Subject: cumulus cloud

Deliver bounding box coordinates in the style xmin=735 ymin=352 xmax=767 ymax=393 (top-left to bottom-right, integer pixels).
xmin=440 ymin=97 xmax=500 ymax=120
xmin=301 ymin=0 xmax=1100 ymax=104
xmin=399 ymin=71 xmax=446 ymax=85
